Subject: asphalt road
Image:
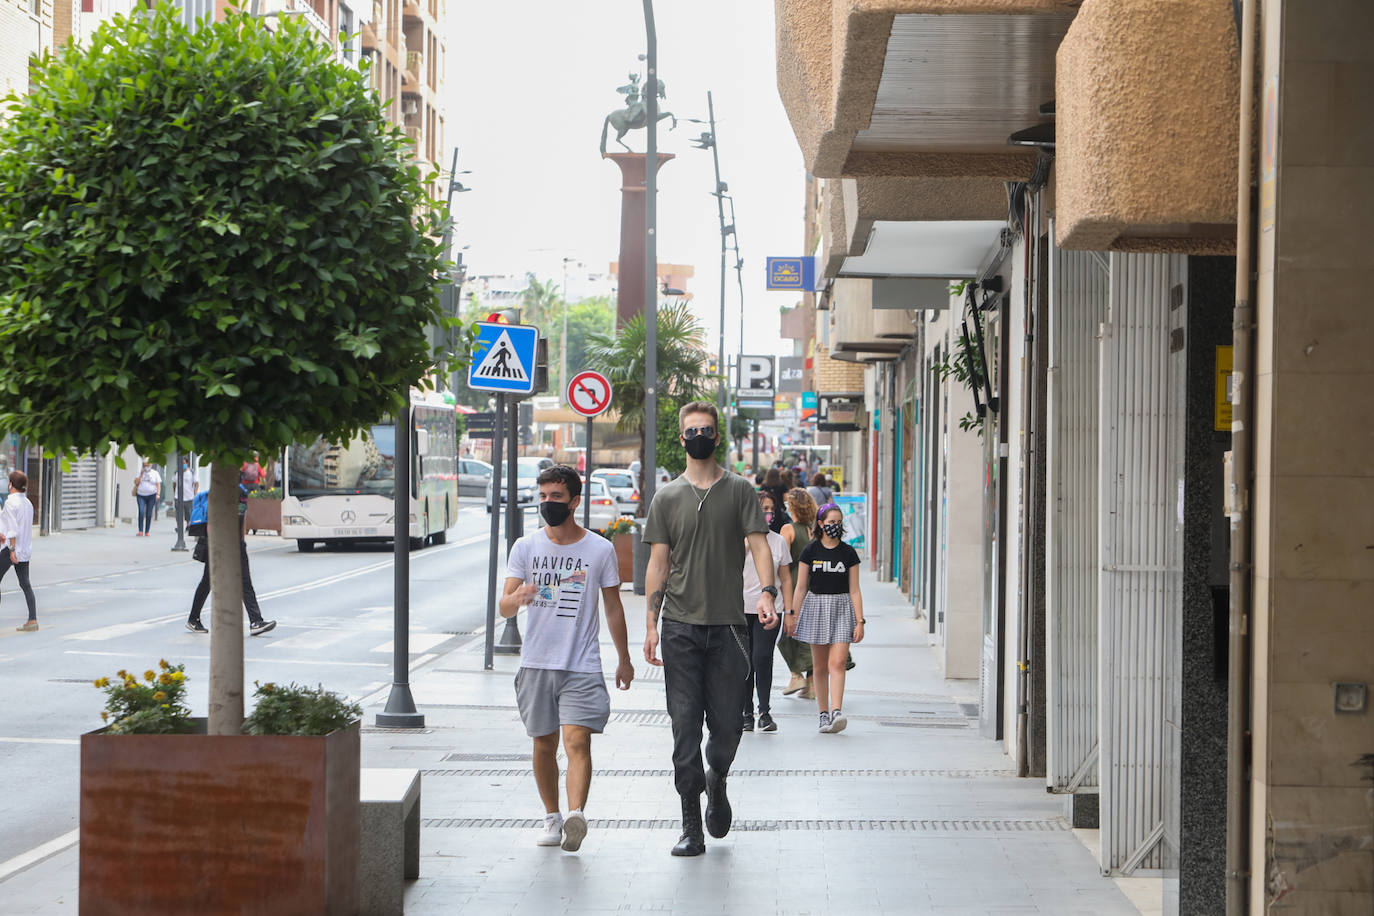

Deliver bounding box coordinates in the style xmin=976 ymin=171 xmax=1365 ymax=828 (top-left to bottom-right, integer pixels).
xmin=0 ymin=498 xmax=535 ymax=864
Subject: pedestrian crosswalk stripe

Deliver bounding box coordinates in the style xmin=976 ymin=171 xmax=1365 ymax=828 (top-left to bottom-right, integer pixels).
xmin=471 ymin=329 xmax=528 ymax=382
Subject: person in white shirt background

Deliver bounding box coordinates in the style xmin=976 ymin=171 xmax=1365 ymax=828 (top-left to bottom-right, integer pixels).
xmin=2 ymin=470 xmax=39 ymax=631
xmin=133 ymin=459 xmax=161 ymax=537
xmin=741 ymin=490 xmax=794 ymax=733
xmin=177 ymin=457 xmax=198 ymax=530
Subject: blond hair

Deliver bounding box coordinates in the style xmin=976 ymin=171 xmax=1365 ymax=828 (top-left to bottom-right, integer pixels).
xmin=784 ymin=487 xmax=817 ymax=527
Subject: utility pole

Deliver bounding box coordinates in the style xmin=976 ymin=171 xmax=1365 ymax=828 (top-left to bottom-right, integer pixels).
xmin=641 ymin=0 xmax=659 ymax=516
xmin=705 ymin=92 xmax=727 ymax=416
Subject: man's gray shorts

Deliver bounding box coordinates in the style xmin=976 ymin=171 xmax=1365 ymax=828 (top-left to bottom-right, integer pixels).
xmin=514 ymin=667 xmax=611 ymax=737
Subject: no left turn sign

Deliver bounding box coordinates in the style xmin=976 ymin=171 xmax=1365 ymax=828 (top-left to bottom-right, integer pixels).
xmin=567 ymin=370 xmax=612 ymax=418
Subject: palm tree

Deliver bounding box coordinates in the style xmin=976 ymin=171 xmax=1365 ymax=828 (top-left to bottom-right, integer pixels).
xmin=520 ymin=273 xmax=562 ymax=327
xmin=585 ymin=299 xmax=710 ymax=484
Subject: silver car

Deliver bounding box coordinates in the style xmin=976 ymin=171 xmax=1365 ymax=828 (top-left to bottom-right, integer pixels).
xmin=458 ymin=458 xmax=492 ymax=497
xmin=535 ymin=477 xmax=619 ymax=532
xmin=486 ymin=457 xmax=555 ymax=511
xmin=591 ymin=468 xmax=638 ymax=516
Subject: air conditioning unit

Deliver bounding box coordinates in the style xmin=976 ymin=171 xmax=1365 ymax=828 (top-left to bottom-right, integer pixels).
xmin=402 ymin=98 xmax=419 ymax=115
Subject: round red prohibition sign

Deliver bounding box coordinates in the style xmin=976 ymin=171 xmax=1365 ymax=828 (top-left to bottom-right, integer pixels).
xmin=567 ymin=370 xmax=612 ymax=418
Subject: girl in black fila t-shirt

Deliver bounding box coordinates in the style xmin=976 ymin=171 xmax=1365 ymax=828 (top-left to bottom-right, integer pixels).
xmin=787 ymin=503 xmax=865 ymax=734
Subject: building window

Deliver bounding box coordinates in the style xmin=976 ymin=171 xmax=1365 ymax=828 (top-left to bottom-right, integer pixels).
xmin=338 ymin=2 xmax=355 ymax=62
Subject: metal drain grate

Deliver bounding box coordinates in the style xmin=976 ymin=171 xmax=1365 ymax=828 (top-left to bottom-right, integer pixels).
xmin=441 ymin=630 xmax=478 ymax=636
xmin=440 ymin=753 xmax=533 ymax=762
xmin=421 ymin=817 xmax=1066 ymax=833
xmin=421 ymin=767 xmax=1017 ymax=779
xmin=360 ymin=727 xmax=433 ymax=734
xmin=611 ymin=711 xmax=672 ymax=725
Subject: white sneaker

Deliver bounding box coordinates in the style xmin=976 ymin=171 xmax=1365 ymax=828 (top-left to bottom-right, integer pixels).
xmin=829 ymin=709 xmax=848 ymax=734
xmin=561 ymin=810 xmax=587 ymax=852
xmin=818 ymin=711 xmax=832 ymax=733
xmin=536 ymin=815 xmax=563 ymax=847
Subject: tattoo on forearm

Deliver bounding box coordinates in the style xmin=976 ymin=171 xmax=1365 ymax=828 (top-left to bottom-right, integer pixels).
xmin=649 ymin=590 xmax=664 ymax=621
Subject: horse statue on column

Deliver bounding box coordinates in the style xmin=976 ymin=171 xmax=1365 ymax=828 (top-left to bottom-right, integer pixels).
xmin=600 ymin=72 xmax=677 ymax=156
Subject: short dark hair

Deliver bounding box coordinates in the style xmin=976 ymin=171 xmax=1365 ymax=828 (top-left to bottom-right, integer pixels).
xmin=677 ymin=400 xmax=718 ymax=430
xmin=537 ymin=464 xmax=581 ymax=499
xmin=8 ymin=470 xmax=26 ymax=492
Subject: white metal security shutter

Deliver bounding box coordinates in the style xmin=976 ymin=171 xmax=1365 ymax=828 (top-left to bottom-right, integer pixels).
xmin=60 ymin=455 xmax=100 ymax=530
xmin=1097 ymin=252 xmax=1186 ymax=875
xmin=1046 ymin=243 xmax=1108 ymax=798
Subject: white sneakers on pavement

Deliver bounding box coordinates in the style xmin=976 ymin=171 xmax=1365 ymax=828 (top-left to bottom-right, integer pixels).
xmin=561 ymin=810 xmax=587 ymax=852
xmin=536 ymin=814 xmax=563 ymax=847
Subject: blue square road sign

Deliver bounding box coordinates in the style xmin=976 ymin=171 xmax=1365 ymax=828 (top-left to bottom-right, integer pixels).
xmin=467 ymin=322 xmax=539 ymax=394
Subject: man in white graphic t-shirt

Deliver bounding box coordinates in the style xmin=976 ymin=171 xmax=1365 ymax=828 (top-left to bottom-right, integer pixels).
xmin=501 ymin=465 xmax=635 ymax=853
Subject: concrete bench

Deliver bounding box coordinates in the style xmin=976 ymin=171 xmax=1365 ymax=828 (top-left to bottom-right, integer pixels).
xmin=360 ymin=767 xmax=421 ymax=916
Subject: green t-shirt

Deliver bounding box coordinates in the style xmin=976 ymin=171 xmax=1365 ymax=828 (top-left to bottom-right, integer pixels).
xmin=641 ymin=470 xmax=767 ymax=626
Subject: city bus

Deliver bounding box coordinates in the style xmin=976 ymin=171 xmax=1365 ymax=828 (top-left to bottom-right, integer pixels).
xmin=281 ymin=390 xmax=459 ymax=551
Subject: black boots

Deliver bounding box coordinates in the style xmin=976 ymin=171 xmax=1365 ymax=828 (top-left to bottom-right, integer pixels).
xmin=671 ymin=793 xmax=706 ymax=857
xmin=704 ymin=769 xmax=732 ymax=838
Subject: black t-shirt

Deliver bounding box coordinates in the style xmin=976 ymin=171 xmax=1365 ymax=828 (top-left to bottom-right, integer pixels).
xmin=799 ymin=539 xmax=860 ymax=595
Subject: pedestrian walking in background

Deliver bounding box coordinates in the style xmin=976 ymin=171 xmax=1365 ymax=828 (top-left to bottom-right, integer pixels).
xmin=183 ymin=487 xmax=275 ymax=636
xmin=643 ymin=400 xmax=778 ymax=857
xmin=778 ymin=487 xmax=818 ymax=699
xmin=758 ymin=489 xmax=790 ymax=536
xmin=760 ymin=467 xmax=788 ymax=518
xmin=177 ymin=458 xmax=198 ymax=530
xmin=2 ymin=471 xmax=38 ymax=632
xmin=789 ymin=502 xmax=865 ymax=734
xmin=741 ymin=492 xmax=793 ymax=733
xmin=133 ymin=460 xmax=161 ymax=536
xmin=806 ymin=472 xmax=833 ymax=509
xmin=239 ymin=451 xmax=263 ymax=492
xmin=501 ymin=465 xmax=634 ymax=853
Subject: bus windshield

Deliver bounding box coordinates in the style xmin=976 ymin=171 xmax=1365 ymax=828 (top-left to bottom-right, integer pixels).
xmin=287 ymin=425 xmax=396 ymax=499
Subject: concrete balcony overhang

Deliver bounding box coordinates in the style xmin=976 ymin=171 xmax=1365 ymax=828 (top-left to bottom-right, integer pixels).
xmin=1055 ymin=0 xmax=1239 ymax=253
xmin=776 ymin=1 xmax=1076 ymax=179
xmin=829 ymin=278 xmax=913 ymax=354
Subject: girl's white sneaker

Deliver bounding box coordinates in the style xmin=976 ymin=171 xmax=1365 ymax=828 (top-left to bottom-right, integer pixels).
xmin=536 ymin=815 xmax=563 ymax=847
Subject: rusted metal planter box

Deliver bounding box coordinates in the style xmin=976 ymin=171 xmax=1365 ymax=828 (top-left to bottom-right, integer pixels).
xmin=80 ymin=719 xmax=360 ymax=915
xmin=243 ymin=496 xmax=282 ymax=535
xmin=613 ymin=532 xmax=635 ymax=583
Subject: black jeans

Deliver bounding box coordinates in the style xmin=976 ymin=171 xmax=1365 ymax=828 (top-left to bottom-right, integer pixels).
xmin=0 ymin=547 xmax=36 ymax=620
xmin=661 ymin=619 xmax=751 ymax=798
xmin=188 ymin=537 xmax=263 ymax=625
xmin=743 ymin=614 xmax=780 ymax=718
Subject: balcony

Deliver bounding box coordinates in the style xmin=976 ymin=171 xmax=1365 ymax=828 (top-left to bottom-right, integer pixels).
xmin=402 ymin=0 xmax=422 ymax=20
xmin=828 ymin=279 xmax=912 ymax=359
xmin=403 ymin=50 xmax=421 ymax=86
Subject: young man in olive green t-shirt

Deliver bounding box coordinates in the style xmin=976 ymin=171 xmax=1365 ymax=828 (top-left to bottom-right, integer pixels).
xmin=642 ymin=401 xmax=778 ymax=857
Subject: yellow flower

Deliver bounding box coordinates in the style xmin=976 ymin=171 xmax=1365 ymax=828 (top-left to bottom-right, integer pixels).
xmin=153 ymin=691 xmax=167 ymax=702
xmin=160 ymin=704 xmax=170 ymax=709
xmin=93 ymin=677 xmax=109 ymax=688
xmin=158 ymin=659 xmax=169 ymax=670
xmin=158 ymin=673 xmax=173 ymax=687
xmin=171 ymin=672 xmax=185 ymax=683
xmin=116 ymin=669 xmax=128 ymax=679
xmin=144 ymin=670 xmax=156 ymax=682
xmin=100 ymin=711 xmax=109 ymax=722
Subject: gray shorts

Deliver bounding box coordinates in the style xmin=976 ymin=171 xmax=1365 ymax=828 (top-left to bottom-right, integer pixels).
xmin=514 ymin=667 xmax=611 ymax=737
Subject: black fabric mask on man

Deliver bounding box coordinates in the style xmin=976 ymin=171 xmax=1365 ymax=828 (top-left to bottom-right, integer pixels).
xmin=683 ymin=436 xmax=717 ymax=460
xmin=540 ymin=500 xmax=572 ymax=527
xmin=822 ymin=522 xmax=844 ymax=539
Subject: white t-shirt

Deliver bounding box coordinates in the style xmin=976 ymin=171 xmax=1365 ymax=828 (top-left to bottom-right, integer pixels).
xmin=742 ymin=529 xmax=790 ymax=615
xmin=506 ymin=527 xmax=620 ymax=673
xmin=136 ymin=468 xmax=161 ymax=496
xmin=0 ymin=491 xmax=34 ymax=562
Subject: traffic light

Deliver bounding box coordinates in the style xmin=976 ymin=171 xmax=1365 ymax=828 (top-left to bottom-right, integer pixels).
xmin=485 ymin=307 xmax=521 ymax=324
xmin=518 ymin=402 xmax=533 ymax=445
xmin=532 ymin=337 xmax=549 ymax=395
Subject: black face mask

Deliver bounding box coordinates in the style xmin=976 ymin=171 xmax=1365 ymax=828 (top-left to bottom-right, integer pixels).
xmin=540 ymin=500 xmax=572 ymax=527
xmin=683 ymin=436 xmax=717 ymax=460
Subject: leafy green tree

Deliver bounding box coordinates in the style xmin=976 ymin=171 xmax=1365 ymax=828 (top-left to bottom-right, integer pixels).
xmin=556 ymin=296 xmax=615 ymax=386
xmin=585 ymin=300 xmax=711 ymax=487
xmin=0 ymin=7 xmax=453 ymax=734
xmin=520 ymin=273 xmax=562 ymax=327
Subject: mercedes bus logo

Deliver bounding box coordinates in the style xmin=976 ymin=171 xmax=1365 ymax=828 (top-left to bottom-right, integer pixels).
xmin=340 ymin=510 xmax=356 ymax=523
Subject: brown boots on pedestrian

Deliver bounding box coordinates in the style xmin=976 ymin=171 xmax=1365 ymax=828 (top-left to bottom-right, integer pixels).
xmin=800 ymin=675 xmax=815 ymax=700
xmin=783 ymin=672 xmax=806 ymax=696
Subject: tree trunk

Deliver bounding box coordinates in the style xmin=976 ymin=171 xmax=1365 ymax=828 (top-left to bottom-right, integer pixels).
xmin=207 ymin=461 xmax=246 ymax=735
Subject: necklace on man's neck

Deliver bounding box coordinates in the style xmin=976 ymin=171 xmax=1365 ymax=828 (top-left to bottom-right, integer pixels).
xmin=687 ymin=467 xmax=723 ymax=512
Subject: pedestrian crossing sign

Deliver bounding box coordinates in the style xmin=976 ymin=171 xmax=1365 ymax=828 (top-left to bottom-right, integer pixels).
xmin=468 ymin=321 xmax=539 ymax=394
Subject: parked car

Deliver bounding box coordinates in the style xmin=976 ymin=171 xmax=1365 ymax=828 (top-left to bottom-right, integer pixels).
xmin=486 ymin=457 xmax=556 ymax=511
xmin=458 ymin=458 xmax=492 ymax=497
xmin=628 ymin=460 xmax=672 ymax=487
xmin=531 ymin=477 xmax=618 ymax=532
xmin=591 ymin=468 xmax=638 ymax=515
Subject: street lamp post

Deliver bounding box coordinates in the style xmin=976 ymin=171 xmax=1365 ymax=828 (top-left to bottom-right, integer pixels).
xmin=692 ymin=92 xmax=729 ymax=417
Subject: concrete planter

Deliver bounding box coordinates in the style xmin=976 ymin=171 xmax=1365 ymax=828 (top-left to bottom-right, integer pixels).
xmin=80 ymin=719 xmax=360 ymax=915
xmin=243 ymin=496 xmax=282 ymax=534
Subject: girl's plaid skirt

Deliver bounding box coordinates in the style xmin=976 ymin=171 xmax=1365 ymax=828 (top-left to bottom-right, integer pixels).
xmin=794 ymin=591 xmax=856 ymax=645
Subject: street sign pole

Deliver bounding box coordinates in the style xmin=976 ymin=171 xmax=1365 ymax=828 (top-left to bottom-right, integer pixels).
xmin=171 ymin=450 xmax=187 ymax=552
xmin=495 ymin=395 xmax=523 ymax=655
xmin=483 ymin=393 xmax=505 ymax=670
xmin=583 ymin=417 xmax=593 ymax=528
xmin=377 ymin=398 xmax=423 ymax=728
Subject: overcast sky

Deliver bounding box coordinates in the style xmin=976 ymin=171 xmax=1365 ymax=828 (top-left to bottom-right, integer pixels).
xmin=445 ymin=2 xmax=807 ymax=364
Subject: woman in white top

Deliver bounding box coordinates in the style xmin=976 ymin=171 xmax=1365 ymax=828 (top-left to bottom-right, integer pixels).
xmin=741 ymin=491 xmax=794 ymax=732
xmin=1 ymin=470 xmax=38 ymax=631
xmin=134 ymin=460 xmax=161 ymax=537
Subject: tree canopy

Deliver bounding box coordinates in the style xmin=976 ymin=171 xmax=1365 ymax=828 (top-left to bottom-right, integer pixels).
xmin=0 ymin=5 xmax=450 ymax=464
